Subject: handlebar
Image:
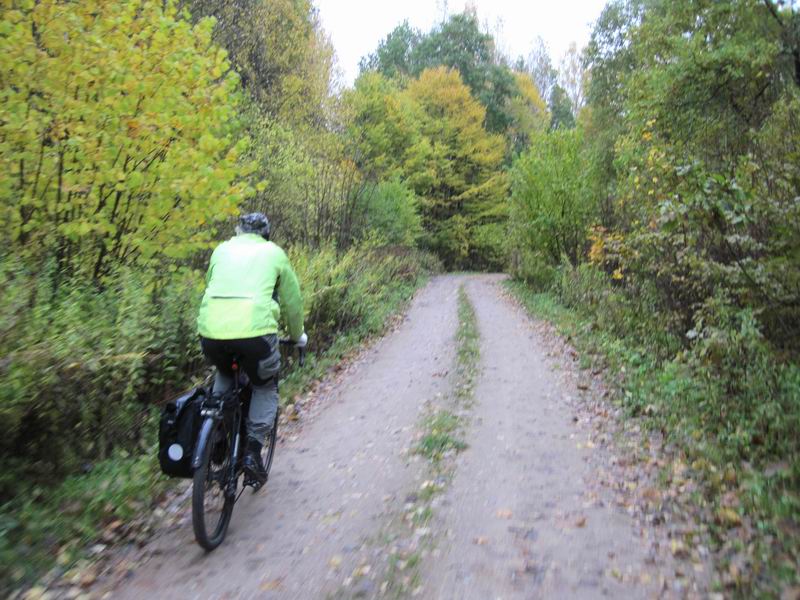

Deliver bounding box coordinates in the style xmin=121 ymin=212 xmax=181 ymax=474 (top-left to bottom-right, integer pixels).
xmin=279 ymin=339 xmax=306 ymax=367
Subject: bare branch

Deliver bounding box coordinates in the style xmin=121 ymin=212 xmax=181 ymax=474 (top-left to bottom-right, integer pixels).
xmin=763 ymin=0 xmax=785 ymax=26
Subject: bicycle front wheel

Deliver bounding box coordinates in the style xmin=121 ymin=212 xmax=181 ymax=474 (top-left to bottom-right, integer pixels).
xmin=192 ymin=418 xmax=234 ymax=551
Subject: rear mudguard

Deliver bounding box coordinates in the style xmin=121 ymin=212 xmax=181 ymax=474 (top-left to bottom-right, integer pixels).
xmin=192 ymin=417 xmax=216 ymax=470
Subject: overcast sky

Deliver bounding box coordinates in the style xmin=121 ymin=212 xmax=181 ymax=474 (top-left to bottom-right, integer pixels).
xmin=314 ymin=0 xmax=609 ymax=87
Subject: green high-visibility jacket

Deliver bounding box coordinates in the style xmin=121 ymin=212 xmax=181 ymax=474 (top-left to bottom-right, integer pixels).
xmin=197 ymin=234 xmax=304 ymax=341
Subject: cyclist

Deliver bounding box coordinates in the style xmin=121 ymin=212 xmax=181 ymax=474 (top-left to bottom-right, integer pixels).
xmin=197 ymin=212 xmax=306 ymax=487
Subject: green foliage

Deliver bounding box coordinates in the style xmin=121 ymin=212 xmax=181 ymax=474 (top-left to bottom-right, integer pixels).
xmin=344 ymin=72 xmax=429 ymax=183
xmin=186 ymin=0 xmax=333 ymax=126
xmin=456 ymin=284 xmax=480 ymax=392
xmin=580 ymin=0 xmax=800 ymax=346
xmin=506 ymin=72 xmax=550 ymax=155
xmin=345 ymin=65 xmax=508 ymax=269
xmin=0 ymin=262 xmax=204 ymax=500
xmin=362 ymin=12 xmax=517 ymax=134
xmin=509 ymin=128 xmax=594 ymax=283
xmin=548 ymin=85 xmax=576 ymax=130
xmin=416 ymin=411 xmax=466 ymax=461
xmin=358 ymin=20 xmax=420 ymax=81
xmin=1 ymin=438 xmax=167 ymax=589
xmin=362 ymin=179 xmax=423 ymax=246
xmin=405 ymin=67 xmax=508 ymax=269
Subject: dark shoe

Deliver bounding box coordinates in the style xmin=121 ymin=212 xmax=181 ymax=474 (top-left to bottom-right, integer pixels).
xmin=243 ymin=439 xmax=267 ymax=490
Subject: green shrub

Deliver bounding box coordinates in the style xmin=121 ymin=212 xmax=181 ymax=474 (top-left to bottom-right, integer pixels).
xmin=362 ymin=179 xmax=423 ymax=247
xmin=508 ymin=128 xmax=596 ymax=273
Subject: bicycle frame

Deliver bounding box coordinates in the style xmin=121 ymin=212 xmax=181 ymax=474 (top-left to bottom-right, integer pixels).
xmin=191 ymin=360 xmax=245 ymax=500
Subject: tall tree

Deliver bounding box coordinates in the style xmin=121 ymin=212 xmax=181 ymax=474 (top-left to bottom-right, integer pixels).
xmin=549 ymin=85 xmax=576 ymax=130
xmin=521 ymin=36 xmax=558 ymax=103
xmin=358 ymin=21 xmax=421 ymax=80
xmin=361 ymin=11 xmax=518 ymax=135
xmin=185 ymin=0 xmax=333 ymax=126
xmin=411 ymin=12 xmax=516 ymax=133
xmin=558 ymin=42 xmax=586 ymax=117
xmin=342 ymin=71 xmax=430 ymax=183
xmin=0 ymin=0 xmax=249 ymax=278
xmin=404 ymin=67 xmax=507 ymax=267
xmin=582 ymin=0 xmax=645 ymax=224
xmin=506 ymin=72 xmax=550 ymax=154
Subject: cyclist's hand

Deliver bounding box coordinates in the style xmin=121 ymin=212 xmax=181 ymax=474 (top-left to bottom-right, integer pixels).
xmin=295 ymin=332 xmax=308 ymax=348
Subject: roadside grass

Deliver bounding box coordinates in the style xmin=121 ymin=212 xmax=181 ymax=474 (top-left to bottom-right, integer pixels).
xmin=506 ymin=279 xmax=800 ymax=597
xmin=455 ymin=284 xmax=480 ymax=402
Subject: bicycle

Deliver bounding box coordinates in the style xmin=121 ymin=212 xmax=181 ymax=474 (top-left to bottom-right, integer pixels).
xmin=191 ymin=339 xmax=305 ymax=551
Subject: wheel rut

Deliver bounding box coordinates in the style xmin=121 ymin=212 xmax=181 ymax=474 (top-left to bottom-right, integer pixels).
xmin=424 ymin=275 xmax=664 ymax=599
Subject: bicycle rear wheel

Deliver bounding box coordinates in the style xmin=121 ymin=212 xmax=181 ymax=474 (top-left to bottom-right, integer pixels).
xmin=260 ymin=409 xmax=279 ymax=481
xmin=192 ymin=418 xmax=234 ymax=550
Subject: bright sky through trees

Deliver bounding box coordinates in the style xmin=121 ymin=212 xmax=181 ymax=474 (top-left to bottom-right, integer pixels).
xmin=314 ymin=0 xmax=608 ymax=85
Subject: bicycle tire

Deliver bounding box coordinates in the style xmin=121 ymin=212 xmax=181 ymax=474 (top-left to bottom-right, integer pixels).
xmin=192 ymin=418 xmax=234 ymax=550
xmin=260 ymin=409 xmax=279 ymax=483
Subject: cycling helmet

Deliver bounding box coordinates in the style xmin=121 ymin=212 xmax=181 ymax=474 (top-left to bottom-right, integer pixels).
xmin=238 ymin=212 xmax=271 ymax=240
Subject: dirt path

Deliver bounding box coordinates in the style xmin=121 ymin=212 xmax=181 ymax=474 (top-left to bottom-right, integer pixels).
xmin=425 ymin=275 xmax=665 ymax=599
xmin=109 ymin=275 xmax=463 ymax=599
xmin=104 ymin=275 xmax=683 ymax=599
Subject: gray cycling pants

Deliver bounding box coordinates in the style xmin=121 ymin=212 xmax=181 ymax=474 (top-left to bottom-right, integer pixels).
xmin=202 ymin=334 xmax=281 ymax=443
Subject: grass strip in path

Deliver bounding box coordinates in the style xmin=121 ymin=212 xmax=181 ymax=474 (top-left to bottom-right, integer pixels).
xmin=378 ymin=282 xmax=480 ymax=598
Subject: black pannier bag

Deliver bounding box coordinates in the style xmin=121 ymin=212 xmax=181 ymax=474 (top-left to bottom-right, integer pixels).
xmin=158 ymin=387 xmax=205 ymax=478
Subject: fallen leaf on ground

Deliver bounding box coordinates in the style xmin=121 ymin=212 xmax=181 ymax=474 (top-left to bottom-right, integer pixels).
xmin=671 ymin=540 xmax=689 ymax=559
xmin=496 ymin=509 xmax=513 ymax=519
xmin=473 ymin=536 xmax=489 ymax=545
xmin=641 ymin=487 xmax=661 ymax=503
xmin=22 ymin=586 xmax=48 ymax=600
xmin=716 ymin=507 xmax=742 ymax=527
xmin=574 ymin=516 xmax=587 ymax=528
xmin=260 ymin=579 xmax=283 ymax=591
xmin=353 ymin=564 xmax=371 ymax=578
xmin=329 ymin=555 xmax=343 ymax=568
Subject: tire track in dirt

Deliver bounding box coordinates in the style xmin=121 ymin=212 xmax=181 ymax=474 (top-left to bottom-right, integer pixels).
xmin=424 ymin=275 xmax=666 ymax=599
xmin=106 ymin=276 xmax=463 ymax=599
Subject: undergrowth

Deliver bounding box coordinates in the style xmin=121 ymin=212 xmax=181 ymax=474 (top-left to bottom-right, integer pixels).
xmin=507 ymin=274 xmax=799 ymax=597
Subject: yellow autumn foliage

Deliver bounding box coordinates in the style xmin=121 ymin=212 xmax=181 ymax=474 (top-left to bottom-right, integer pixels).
xmin=0 ymin=0 xmax=250 ymax=277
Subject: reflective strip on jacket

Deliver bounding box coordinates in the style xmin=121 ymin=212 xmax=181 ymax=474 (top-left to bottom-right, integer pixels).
xmin=197 ymin=234 xmax=304 ymax=341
